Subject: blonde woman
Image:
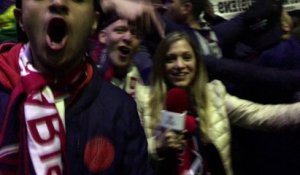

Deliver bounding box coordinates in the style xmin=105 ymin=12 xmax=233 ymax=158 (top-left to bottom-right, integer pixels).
xmin=136 ymin=32 xmax=300 ymax=175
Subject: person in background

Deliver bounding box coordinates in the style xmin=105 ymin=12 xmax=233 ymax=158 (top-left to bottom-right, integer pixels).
xmin=138 ymin=31 xmax=300 ymax=175
xmin=0 ymin=0 xmax=154 ymax=174
xmin=97 ymin=13 xmax=146 ymax=97
xmin=96 ymin=13 xmax=159 ymax=136
xmin=0 ymin=4 xmax=17 ymax=43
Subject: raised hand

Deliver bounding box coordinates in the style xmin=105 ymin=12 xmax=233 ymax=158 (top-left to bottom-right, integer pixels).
xmin=100 ymin=0 xmax=165 ymax=38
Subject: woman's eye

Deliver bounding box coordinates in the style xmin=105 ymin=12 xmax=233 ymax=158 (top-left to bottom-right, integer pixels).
xmin=182 ymin=53 xmax=192 ymax=61
xmin=166 ymin=55 xmax=176 ymax=63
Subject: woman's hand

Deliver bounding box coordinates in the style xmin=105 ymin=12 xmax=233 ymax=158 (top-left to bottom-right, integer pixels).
xmin=164 ymin=130 xmax=185 ymax=150
xmin=155 ymin=129 xmax=186 ymax=158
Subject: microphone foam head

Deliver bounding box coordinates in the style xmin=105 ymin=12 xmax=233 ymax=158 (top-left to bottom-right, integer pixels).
xmin=165 ymin=88 xmax=188 ymax=113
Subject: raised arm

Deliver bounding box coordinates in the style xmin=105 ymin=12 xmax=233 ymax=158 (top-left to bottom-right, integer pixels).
xmin=209 ymin=80 xmax=300 ymax=129
xmin=100 ymin=0 xmax=165 ymax=39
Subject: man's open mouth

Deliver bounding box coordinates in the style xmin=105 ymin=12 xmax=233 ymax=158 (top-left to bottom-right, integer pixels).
xmin=118 ymin=46 xmax=130 ymax=56
xmin=46 ymin=17 xmax=68 ymax=50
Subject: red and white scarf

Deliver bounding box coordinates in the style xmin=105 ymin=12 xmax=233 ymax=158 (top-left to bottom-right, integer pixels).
xmin=19 ymin=44 xmax=67 ymax=175
xmin=0 ymin=43 xmax=93 ymax=174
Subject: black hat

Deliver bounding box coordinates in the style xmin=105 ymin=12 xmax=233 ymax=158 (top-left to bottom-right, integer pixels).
xmin=97 ymin=11 xmax=121 ymax=31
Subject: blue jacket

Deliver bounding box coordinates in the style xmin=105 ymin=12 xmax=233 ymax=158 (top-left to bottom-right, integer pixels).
xmin=0 ymin=43 xmax=154 ymax=175
xmin=65 ymin=67 xmax=154 ymax=175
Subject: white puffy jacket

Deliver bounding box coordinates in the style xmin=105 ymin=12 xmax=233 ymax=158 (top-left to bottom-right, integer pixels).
xmin=136 ymin=80 xmax=300 ymax=175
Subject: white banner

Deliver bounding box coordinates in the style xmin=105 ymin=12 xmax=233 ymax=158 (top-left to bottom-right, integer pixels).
xmin=284 ymin=0 xmax=300 ymax=11
xmin=210 ymin=0 xmax=300 ymax=20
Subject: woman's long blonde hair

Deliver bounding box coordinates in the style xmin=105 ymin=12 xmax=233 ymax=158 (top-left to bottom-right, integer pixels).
xmin=149 ymin=32 xmax=210 ymax=142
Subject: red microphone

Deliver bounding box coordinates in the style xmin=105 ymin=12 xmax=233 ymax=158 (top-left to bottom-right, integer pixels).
xmin=165 ymin=88 xmax=198 ymax=174
xmin=165 ymin=88 xmax=197 ymax=134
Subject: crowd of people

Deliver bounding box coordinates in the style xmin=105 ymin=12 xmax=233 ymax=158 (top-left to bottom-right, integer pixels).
xmin=1 ymin=0 xmax=300 ymax=175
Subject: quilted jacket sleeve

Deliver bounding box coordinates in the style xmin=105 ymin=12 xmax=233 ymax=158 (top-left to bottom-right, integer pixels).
xmin=210 ymin=80 xmax=300 ymax=129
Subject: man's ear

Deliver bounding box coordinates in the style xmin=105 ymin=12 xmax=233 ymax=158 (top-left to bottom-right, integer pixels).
xmin=14 ymin=8 xmax=24 ymax=31
xmin=98 ymin=30 xmax=107 ymax=44
xmin=91 ymin=11 xmax=100 ymax=34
